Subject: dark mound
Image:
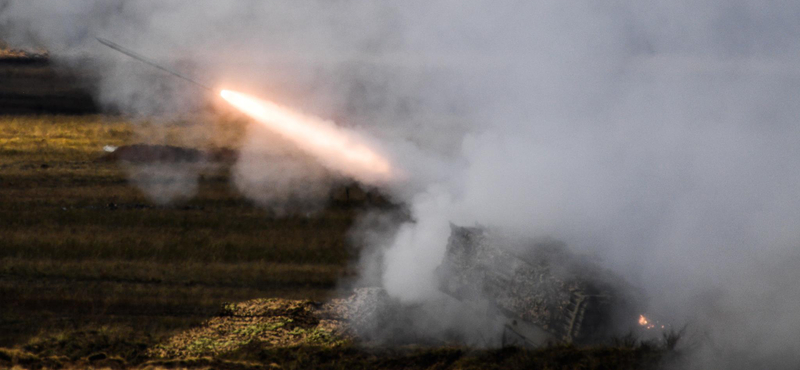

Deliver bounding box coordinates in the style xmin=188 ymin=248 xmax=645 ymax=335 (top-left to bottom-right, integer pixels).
xmin=100 ymin=144 xmax=238 ymax=163
xmin=0 ymin=48 xmax=49 ymax=65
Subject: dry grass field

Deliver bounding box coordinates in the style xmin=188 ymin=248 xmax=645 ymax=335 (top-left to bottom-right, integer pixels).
xmin=0 ymin=113 xmax=360 ymax=343
xmin=0 ymin=56 xmax=679 ymax=369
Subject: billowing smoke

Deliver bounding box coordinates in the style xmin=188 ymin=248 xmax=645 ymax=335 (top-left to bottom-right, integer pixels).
xmin=233 ymin=120 xmax=335 ymax=215
xmin=4 ymin=1 xmax=800 ymax=368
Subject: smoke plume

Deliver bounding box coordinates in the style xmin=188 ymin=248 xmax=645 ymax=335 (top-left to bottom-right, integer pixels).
xmin=4 ymin=1 xmax=800 ymax=367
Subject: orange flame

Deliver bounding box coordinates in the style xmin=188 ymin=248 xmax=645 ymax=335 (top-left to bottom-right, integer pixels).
xmin=639 ymin=314 xmax=655 ymax=329
xmin=220 ymin=89 xmax=394 ymax=184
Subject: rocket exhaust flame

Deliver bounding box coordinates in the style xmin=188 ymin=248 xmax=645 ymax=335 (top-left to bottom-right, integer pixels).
xmin=95 ymin=38 xmax=394 ymax=184
xmin=220 ymin=89 xmax=394 ymax=184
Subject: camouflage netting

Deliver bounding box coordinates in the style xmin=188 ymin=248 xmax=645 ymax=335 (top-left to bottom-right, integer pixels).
xmin=437 ymin=225 xmax=644 ymax=344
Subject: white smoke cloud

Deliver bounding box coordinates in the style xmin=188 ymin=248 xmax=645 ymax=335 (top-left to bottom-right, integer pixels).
xmin=233 ymin=122 xmax=335 ymax=214
xmin=381 ymin=186 xmax=452 ymax=302
xmin=4 ymin=1 xmax=800 ymax=367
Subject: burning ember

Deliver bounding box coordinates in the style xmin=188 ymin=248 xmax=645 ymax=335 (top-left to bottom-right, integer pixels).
xmin=638 ymin=314 xmax=666 ymax=330
xmin=220 ymin=89 xmax=394 ymax=185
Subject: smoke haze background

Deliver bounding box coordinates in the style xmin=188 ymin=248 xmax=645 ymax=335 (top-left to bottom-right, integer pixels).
xmin=3 ymin=1 xmax=800 ymax=367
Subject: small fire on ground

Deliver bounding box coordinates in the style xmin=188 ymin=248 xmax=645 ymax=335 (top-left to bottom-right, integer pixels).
xmin=638 ymin=314 xmax=665 ymax=330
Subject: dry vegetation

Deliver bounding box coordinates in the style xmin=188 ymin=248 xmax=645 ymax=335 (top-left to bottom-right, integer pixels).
xmin=0 ymin=113 xmax=370 ymax=366
xmin=0 ymin=60 xmax=679 ymax=369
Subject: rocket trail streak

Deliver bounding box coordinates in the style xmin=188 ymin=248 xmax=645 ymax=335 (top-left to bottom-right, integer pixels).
xmin=96 ymin=37 xmax=212 ymax=91
xmin=220 ymin=89 xmax=395 ymax=184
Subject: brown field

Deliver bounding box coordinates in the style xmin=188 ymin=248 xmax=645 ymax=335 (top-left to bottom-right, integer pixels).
xmin=0 ymin=56 xmax=679 ymax=369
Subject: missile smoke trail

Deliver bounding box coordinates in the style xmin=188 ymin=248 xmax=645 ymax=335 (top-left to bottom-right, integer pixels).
xmin=96 ymin=37 xmax=393 ymax=184
xmin=96 ymin=37 xmax=212 ymax=91
xmin=220 ymin=89 xmax=395 ymax=185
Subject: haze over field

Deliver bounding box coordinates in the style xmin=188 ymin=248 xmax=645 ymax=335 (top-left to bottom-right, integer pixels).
xmin=3 ymin=1 xmax=800 ymax=368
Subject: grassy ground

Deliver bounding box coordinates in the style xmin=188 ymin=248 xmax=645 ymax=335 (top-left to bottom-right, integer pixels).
xmin=0 ymin=114 xmax=363 ymax=354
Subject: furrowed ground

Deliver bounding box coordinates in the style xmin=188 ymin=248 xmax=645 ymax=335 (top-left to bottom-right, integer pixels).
xmin=0 ymin=53 xmax=680 ymax=369
xmin=0 ymin=114 xmax=364 ymax=358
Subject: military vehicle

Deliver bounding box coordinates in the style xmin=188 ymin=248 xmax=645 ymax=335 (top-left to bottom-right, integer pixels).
xmin=436 ymin=225 xmax=644 ymax=345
